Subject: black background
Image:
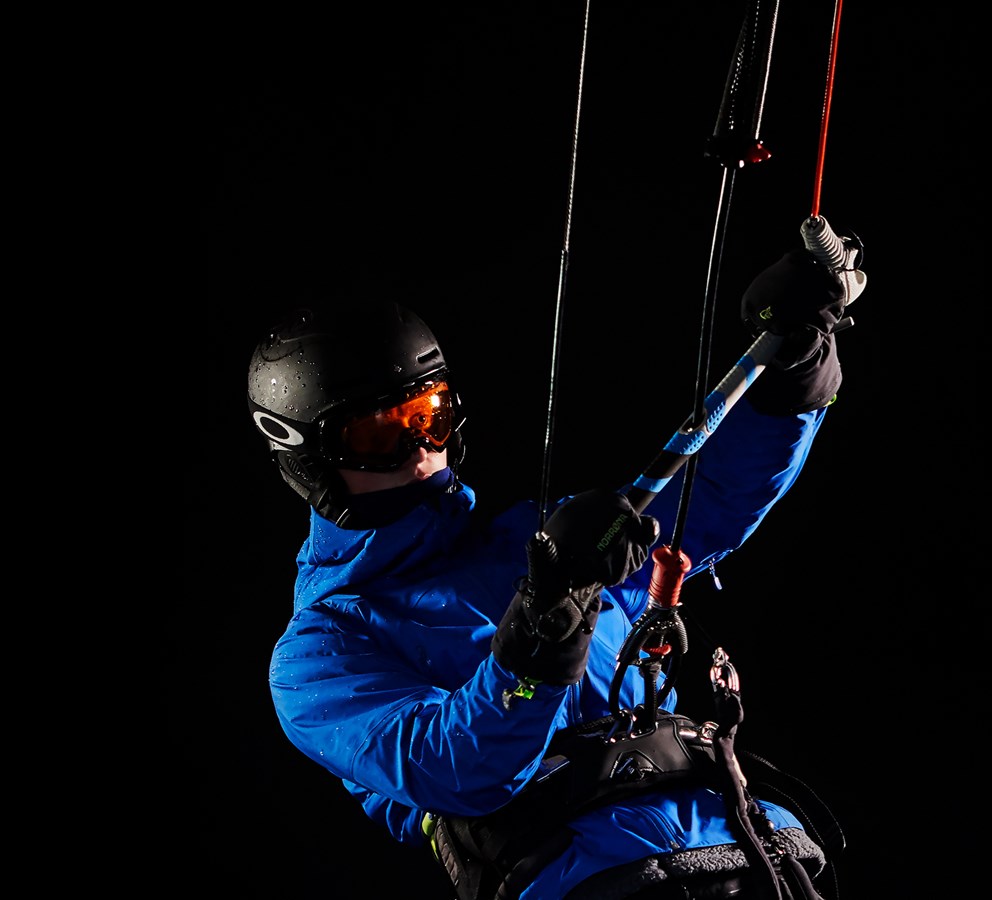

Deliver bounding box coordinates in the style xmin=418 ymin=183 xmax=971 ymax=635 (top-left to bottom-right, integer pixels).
xmin=189 ymin=3 xmax=977 ymax=897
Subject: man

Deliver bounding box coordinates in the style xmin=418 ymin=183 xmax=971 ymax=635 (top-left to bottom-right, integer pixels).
xmin=247 ymin=247 xmax=863 ymax=899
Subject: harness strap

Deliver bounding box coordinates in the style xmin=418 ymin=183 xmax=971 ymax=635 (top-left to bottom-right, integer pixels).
xmin=711 ymin=707 xmax=782 ymax=898
xmin=710 ymin=679 xmax=829 ymax=900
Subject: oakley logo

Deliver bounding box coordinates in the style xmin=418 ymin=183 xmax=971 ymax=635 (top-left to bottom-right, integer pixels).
xmin=596 ymin=514 xmax=629 ymax=552
xmin=253 ymin=411 xmax=305 ymax=446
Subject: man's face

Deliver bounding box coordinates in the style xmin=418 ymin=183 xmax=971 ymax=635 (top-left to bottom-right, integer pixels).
xmin=337 ymin=447 xmax=449 ymax=495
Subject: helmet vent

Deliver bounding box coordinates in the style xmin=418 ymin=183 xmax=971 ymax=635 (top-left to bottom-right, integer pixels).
xmin=276 ymin=450 xmax=330 ymax=495
xmin=283 ymin=453 xmax=309 ymax=480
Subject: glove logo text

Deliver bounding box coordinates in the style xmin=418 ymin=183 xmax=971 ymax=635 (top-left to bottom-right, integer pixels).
xmin=596 ymin=514 xmax=629 ymax=552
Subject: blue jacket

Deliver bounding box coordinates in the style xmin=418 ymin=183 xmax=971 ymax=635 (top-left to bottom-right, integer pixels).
xmin=270 ymin=399 xmax=827 ymax=897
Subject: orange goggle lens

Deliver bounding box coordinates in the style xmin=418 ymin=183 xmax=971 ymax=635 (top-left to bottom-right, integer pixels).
xmin=340 ymin=381 xmax=454 ymax=464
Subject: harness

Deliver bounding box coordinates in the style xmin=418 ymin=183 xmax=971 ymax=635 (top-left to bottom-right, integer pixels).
xmin=427 ymin=691 xmax=841 ymax=900
xmin=428 ymin=708 xmax=720 ymax=900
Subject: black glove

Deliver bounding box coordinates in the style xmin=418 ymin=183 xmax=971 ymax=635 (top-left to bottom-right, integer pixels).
xmin=491 ymin=489 xmax=659 ymax=686
xmin=741 ymin=249 xmax=856 ymax=415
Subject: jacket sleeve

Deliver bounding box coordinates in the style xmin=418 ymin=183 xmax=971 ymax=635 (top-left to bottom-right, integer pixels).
xmin=269 ymin=603 xmax=570 ymax=841
xmin=621 ymin=398 xmax=827 ymax=606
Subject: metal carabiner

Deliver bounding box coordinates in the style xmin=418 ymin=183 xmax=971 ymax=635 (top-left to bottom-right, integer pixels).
xmin=709 ymin=646 xmax=740 ymax=694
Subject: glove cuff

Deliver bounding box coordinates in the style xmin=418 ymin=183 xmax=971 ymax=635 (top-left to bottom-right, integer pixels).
xmin=746 ymin=333 xmax=842 ymax=416
xmin=491 ymin=589 xmax=600 ymax=686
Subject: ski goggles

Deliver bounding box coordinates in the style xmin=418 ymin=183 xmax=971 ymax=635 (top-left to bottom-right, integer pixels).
xmin=327 ymin=380 xmax=458 ymax=470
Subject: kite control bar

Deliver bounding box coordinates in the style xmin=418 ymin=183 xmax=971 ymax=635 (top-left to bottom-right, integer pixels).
xmin=611 ymin=215 xmax=863 ymax=723
xmin=623 ymin=328 xmax=783 ymax=518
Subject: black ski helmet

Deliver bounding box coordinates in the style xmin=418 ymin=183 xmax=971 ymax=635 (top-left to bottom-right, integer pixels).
xmin=248 ymin=300 xmax=465 ymax=510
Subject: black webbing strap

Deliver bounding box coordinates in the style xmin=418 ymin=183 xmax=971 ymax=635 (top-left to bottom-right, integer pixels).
xmin=710 ymin=684 xmax=829 ymax=900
